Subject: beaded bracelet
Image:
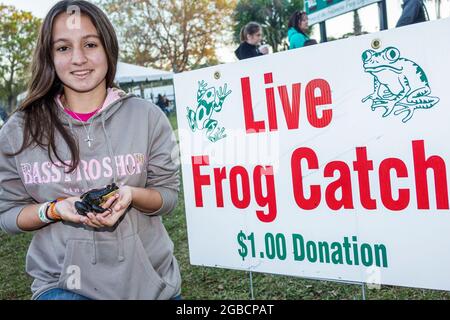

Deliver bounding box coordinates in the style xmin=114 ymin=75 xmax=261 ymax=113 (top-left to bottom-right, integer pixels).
xmin=47 ymin=198 xmax=64 ymax=222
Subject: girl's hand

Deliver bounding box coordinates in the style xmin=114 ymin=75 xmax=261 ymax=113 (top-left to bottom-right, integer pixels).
xmin=54 ymin=197 xmax=85 ymax=224
xmin=83 ymin=192 xmax=120 ymax=228
xmin=55 ymin=194 xmax=118 ymax=228
xmin=90 ymin=186 xmax=133 ymax=228
xmin=259 ymin=44 xmax=269 ymax=55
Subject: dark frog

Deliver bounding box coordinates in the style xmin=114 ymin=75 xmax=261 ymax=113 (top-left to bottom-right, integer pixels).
xmin=75 ymin=183 xmax=119 ymax=216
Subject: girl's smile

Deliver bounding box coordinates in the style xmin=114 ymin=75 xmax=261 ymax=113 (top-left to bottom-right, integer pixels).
xmin=71 ymin=69 xmax=94 ymax=79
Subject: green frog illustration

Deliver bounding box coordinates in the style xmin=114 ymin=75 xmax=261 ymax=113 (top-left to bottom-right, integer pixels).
xmin=361 ymin=46 xmax=439 ymax=123
xmin=187 ymin=80 xmax=232 ymax=142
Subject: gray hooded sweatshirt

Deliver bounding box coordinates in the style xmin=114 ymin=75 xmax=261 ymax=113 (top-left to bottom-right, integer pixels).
xmin=0 ymin=93 xmax=181 ymax=300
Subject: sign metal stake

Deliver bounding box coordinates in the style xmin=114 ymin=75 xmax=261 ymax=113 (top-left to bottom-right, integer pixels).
xmin=249 ymin=271 xmax=255 ymax=300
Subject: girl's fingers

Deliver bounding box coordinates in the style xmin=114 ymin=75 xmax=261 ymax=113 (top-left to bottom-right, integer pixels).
xmin=84 ymin=220 xmax=99 ymax=229
xmin=99 ymin=211 xmax=122 ymax=227
xmin=79 ymin=216 xmax=88 ymax=224
xmin=97 ymin=214 xmax=117 ymax=228
xmin=78 ymin=214 xmax=98 ymax=228
xmin=96 ymin=209 xmax=112 ymax=219
xmin=87 ymin=212 xmax=105 ymax=228
xmin=102 ymin=193 xmax=119 ymax=209
xmin=99 ymin=203 xmax=128 ymax=227
xmin=114 ymin=197 xmax=131 ymax=211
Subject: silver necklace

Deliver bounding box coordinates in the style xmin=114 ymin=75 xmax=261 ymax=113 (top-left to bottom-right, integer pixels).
xmin=71 ymin=111 xmax=98 ymax=148
xmin=63 ymin=96 xmax=100 ymax=148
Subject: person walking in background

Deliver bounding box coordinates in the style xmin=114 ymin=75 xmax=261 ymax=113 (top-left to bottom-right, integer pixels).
xmin=156 ymin=94 xmax=170 ymax=116
xmin=396 ymin=0 xmax=428 ymax=27
xmin=287 ymin=10 xmax=312 ymax=49
xmin=234 ymin=22 xmax=269 ymax=60
xmin=162 ymin=94 xmax=170 ymax=112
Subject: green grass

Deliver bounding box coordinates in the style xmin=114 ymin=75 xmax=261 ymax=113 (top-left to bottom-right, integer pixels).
xmin=1 ymin=112 xmax=449 ymax=300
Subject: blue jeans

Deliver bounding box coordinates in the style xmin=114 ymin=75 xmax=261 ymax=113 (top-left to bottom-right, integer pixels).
xmin=36 ymin=288 xmax=90 ymax=300
xmin=37 ymin=288 xmax=182 ymax=300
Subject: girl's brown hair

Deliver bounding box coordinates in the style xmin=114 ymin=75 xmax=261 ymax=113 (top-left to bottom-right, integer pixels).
xmin=240 ymin=21 xmax=262 ymax=42
xmin=9 ymin=0 xmax=118 ymax=172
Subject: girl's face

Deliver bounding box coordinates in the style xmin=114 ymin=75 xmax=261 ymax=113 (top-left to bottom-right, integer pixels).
xmin=52 ymin=13 xmax=108 ymax=94
xmin=299 ymin=14 xmax=309 ymax=33
xmin=247 ymin=30 xmax=262 ymax=46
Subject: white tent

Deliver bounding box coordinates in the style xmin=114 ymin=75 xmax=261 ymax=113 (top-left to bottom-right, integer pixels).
xmin=115 ymin=62 xmax=173 ymax=84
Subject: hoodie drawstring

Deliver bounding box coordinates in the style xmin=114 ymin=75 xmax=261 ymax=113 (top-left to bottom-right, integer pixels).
xmin=66 ymin=116 xmax=99 ymax=265
xmin=101 ymin=112 xmax=125 ymax=262
xmin=68 ymin=117 xmax=74 ymax=133
xmin=91 ymin=230 xmax=98 ymax=264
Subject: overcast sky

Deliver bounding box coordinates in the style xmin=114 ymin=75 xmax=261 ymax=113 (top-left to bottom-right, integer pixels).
xmin=2 ymin=0 xmax=449 ymax=62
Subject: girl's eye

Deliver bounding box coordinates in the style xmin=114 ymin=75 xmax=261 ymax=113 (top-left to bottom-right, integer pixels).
xmin=56 ymin=46 xmax=69 ymax=52
xmin=86 ymin=43 xmax=97 ymax=48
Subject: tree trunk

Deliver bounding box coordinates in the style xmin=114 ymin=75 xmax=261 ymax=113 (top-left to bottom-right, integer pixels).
xmin=7 ymin=63 xmax=15 ymax=112
xmin=436 ymin=0 xmax=441 ymax=19
xmin=353 ymin=10 xmax=362 ymax=36
xmin=7 ymin=94 xmax=16 ymax=113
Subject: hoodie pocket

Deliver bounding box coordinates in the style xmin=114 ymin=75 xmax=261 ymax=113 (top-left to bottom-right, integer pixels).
xmin=133 ymin=235 xmax=169 ymax=292
xmin=56 ymin=236 xmax=169 ymax=300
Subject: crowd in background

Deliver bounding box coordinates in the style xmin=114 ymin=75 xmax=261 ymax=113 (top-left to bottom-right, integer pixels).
xmin=235 ymin=0 xmax=428 ymax=61
xmin=235 ymin=10 xmax=316 ymax=60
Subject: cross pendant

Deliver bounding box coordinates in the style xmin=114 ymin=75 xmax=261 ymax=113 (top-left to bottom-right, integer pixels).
xmin=85 ymin=136 xmax=93 ymax=148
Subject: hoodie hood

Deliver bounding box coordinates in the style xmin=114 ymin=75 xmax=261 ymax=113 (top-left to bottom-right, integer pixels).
xmin=55 ymin=88 xmax=133 ymax=126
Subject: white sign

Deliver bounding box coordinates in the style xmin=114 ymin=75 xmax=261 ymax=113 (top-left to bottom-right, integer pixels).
xmin=307 ymin=0 xmax=381 ymax=25
xmin=174 ymin=18 xmax=450 ymax=291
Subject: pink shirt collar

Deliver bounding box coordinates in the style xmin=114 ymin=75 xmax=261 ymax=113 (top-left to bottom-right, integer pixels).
xmin=55 ymin=88 xmax=125 ymax=122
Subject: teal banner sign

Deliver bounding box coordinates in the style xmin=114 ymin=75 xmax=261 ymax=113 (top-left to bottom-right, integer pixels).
xmin=306 ymin=0 xmax=381 ymax=25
